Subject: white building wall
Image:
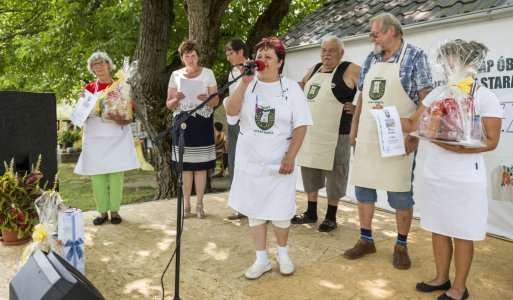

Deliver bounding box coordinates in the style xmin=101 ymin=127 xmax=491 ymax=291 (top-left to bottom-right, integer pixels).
xmin=284 ymin=11 xmax=513 ymax=240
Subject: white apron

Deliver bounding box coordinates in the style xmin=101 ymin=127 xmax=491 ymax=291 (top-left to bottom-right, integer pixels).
xmin=228 ymin=80 xmax=297 ymax=220
xmin=421 ymin=144 xmax=488 ymax=240
xmin=351 ymin=44 xmax=417 ymax=192
xmin=74 ymin=84 xmax=139 ymax=175
xmin=297 ymin=64 xmax=343 ymax=170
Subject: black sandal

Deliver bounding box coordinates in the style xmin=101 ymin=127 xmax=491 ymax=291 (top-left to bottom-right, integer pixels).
xmin=93 ymin=215 xmax=108 ymax=225
xmin=291 ymin=213 xmax=318 ymax=224
xmin=318 ymin=219 xmax=337 ymax=232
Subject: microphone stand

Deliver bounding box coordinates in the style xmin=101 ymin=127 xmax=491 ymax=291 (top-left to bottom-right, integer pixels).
xmin=152 ymin=66 xmax=252 ymax=300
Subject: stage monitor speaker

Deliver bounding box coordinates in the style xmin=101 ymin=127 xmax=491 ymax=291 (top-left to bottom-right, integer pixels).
xmin=9 ymin=250 xmax=105 ymax=300
xmin=0 ymin=91 xmax=58 ymax=188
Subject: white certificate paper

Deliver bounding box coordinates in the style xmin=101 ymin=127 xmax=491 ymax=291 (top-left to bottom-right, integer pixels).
xmin=180 ymin=78 xmax=203 ymax=105
xmin=69 ymin=90 xmax=98 ymax=128
xmin=370 ymin=106 xmax=405 ymax=157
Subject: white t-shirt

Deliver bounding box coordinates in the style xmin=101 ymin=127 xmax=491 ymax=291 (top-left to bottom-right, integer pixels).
xmin=168 ymin=67 xmax=217 ymax=117
xmin=224 ymin=67 xmax=243 ymax=124
xmin=228 ymin=76 xmax=313 ymax=130
xmin=168 ymin=67 xmax=217 ymax=91
xmin=228 ymin=67 xmax=243 ymax=95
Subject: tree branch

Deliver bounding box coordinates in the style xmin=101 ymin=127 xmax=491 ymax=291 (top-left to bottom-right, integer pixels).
xmin=246 ymin=0 xmax=292 ymax=53
xmin=1 ymin=28 xmax=46 ymax=41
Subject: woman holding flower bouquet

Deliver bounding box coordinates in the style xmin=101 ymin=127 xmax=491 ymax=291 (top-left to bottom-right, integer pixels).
xmin=396 ymin=40 xmax=502 ymax=300
xmin=166 ymin=40 xmax=219 ymax=219
xmin=74 ymin=51 xmax=139 ymax=225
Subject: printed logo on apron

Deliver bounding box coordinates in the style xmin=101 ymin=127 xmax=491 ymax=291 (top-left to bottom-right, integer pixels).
xmin=369 ymin=79 xmax=386 ymax=100
xmin=255 ymin=107 xmax=275 ymax=130
xmin=306 ymin=83 xmax=321 ymax=101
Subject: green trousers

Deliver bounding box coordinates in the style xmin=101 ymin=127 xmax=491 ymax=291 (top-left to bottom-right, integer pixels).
xmin=91 ymin=172 xmax=124 ymax=213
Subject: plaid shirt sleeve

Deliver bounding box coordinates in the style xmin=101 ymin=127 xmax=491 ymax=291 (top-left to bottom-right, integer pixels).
xmin=412 ymin=47 xmax=433 ymax=92
xmin=403 ymin=44 xmax=434 ymax=104
xmin=357 ymin=52 xmax=375 ymax=92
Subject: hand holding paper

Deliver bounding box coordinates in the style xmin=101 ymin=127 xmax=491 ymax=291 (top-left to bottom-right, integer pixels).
xmin=369 ymin=106 xmax=406 ymax=157
xmin=69 ymin=89 xmax=98 ymax=128
xmin=180 ymin=78 xmax=204 ymax=105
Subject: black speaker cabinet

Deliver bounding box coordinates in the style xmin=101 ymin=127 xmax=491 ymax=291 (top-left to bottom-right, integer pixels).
xmin=0 ymin=91 xmax=58 ymax=188
xmin=10 ymin=250 xmax=105 ymax=300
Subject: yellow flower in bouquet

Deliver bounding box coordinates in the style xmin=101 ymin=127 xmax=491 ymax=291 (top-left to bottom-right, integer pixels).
xmin=31 ymin=224 xmax=47 ymax=242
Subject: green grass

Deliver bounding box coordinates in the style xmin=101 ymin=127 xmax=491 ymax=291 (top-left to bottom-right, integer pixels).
xmin=58 ymin=163 xmax=157 ymax=212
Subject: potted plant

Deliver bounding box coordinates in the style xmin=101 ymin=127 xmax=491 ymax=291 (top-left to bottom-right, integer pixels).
xmin=0 ymin=157 xmax=43 ymax=244
xmin=57 ymin=128 xmax=81 ymax=150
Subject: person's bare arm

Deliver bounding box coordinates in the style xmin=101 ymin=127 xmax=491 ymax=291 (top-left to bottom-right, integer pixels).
xmin=299 ymin=66 xmax=314 ymax=91
xmin=280 ymin=125 xmax=307 ymax=174
xmin=349 ymin=93 xmax=363 ymax=145
xmin=107 ymin=111 xmax=132 ymax=125
xmin=166 ymin=87 xmax=184 ymax=110
xmin=342 ymin=63 xmax=362 ymax=116
xmin=225 ymin=73 xmax=253 ymax=116
xmin=196 ymin=86 xmax=219 ymax=107
xmin=403 ymin=87 xmax=432 ymax=154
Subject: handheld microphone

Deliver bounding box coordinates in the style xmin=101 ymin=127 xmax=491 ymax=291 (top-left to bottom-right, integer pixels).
xmin=240 ymin=60 xmax=265 ymax=75
xmin=242 ymin=60 xmax=265 ymax=71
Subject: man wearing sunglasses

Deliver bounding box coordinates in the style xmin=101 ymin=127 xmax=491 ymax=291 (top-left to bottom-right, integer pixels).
xmin=344 ymin=13 xmax=433 ymax=270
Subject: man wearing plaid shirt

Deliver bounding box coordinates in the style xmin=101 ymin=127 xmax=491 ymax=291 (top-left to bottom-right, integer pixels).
xmin=343 ymin=12 xmax=433 ymax=270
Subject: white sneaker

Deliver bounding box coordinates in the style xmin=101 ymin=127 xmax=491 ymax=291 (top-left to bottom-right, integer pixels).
xmin=244 ymin=261 xmax=271 ymax=279
xmin=276 ymin=252 xmax=294 ymax=275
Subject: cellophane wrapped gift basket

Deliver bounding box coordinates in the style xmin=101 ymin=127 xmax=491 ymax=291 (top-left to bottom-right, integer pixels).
xmin=96 ymin=57 xmax=138 ymax=121
xmin=17 ymin=191 xmax=65 ymax=269
xmin=416 ymin=39 xmax=488 ymax=147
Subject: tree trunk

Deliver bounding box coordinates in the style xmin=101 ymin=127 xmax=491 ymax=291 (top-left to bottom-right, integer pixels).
xmin=132 ymin=0 xmax=177 ymax=200
xmin=186 ymin=0 xmax=231 ymax=192
xmin=246 ymin=0 xmax=292 ymax=52
xmin=186 ymin=0 xmax=231 ymax=68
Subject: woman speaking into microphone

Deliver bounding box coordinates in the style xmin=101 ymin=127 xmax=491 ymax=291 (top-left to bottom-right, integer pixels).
xmin=225 ymin=37 xmax=313 ymax=280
